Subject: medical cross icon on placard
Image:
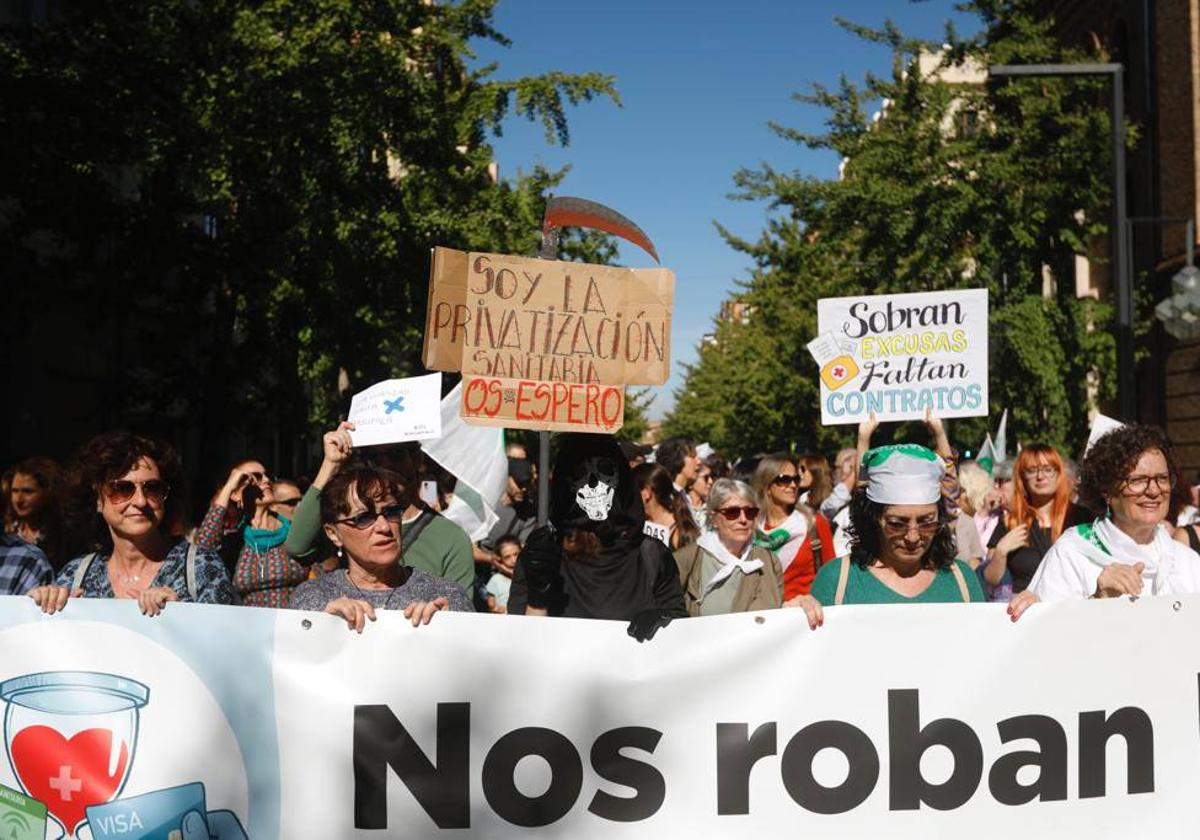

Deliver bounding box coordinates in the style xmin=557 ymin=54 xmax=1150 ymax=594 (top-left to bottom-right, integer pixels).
xmin=383 ymin=396 xmax=405 ymax=414
xmin=47 ymin=766 xmax=81 ymax=801
xmin=832 ymin=365 xmax=846 ymax=379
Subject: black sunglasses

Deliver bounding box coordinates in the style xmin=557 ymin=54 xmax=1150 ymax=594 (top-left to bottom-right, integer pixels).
xmin=771 ymin=474 xmax=801 ymax=487
xmin=336 ymin=504 xmax=406 ymax=530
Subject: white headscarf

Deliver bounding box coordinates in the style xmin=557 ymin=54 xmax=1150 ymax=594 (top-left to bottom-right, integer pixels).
xmin=696 ymin=531 xmax=763 ymax=598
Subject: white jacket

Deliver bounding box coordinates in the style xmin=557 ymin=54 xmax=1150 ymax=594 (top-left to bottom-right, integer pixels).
xmin=1028 ymin=517 xmax=1200 ymax=601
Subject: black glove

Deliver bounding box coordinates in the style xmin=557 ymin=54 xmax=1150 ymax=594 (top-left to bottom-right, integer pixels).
xmin=522 ymin=527 xmax=563 ymax=610
xmin=627 ymin=609 xmax=675 ymax=643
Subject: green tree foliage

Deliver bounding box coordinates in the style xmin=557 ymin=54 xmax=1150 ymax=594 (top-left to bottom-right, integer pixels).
xmin=0 ymin=0 xmax=617 ymax=470
xmin=663 ymin=0 xmax=1119 ymax=457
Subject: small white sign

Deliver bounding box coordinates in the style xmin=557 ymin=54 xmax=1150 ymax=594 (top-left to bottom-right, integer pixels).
xmin=348 ymin=373 xmax=442 ymax=446
xmin=1084 ymin=413 xmax=1125 ymax=456
xmin=815 ymin=289 xmax=989 ymax=425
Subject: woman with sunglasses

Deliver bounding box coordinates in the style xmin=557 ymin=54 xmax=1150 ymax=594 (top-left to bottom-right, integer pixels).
xmin=810 ymin=444 xmax=985 ymax=607
xmin=27 ymin=432 xmax=236 ymax=615
xmin=674 ymin=478 xmax=787 ymax=616
xmin=196 ymin=459 xmax=307 ymax=608
xmin=289 ymin=463 xmax=472 ymax=631
xmin=1009 ymin=424 xmax=1200 ymax=619
xmin=751 ymin=454 xmax=836 ymax=599
xmin=984 ymin=444 xmax=1088 ymax=596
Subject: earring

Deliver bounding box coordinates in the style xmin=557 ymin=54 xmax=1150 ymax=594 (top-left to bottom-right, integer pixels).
xmin=337 ymin=547 xmax=343 ymax=559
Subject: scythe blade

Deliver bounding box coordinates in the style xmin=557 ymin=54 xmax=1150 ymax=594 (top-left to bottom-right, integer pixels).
xmin=542 ymin=195 xmax=660 ymax=263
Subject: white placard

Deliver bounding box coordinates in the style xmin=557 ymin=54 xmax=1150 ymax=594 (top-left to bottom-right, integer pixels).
xmin=815 ymin=289 xmax=989 ymax=425
xmin=347 ymin=373 xmax=442 ymax=446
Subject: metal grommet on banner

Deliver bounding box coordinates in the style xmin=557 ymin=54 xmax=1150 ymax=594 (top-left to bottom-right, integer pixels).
xmin=754 ymin=616 xmax=765 ymax=625
xmin=1128 ymin=595 xmax=1139 ymax=603
xmin=301 ymin=619 xmax=312 ymax=629
xmin=1173 ymin=601 xmax=1183 ymax=612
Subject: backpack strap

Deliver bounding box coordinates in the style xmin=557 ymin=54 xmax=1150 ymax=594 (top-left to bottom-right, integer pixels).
xmin=949 ymin=561 xmax=970 ymax=603
xmin=834 ymin=556 xmax=851 ymax=606
xmin=72 ymin=553 xmax=98 ymax=592
xmin=185 ymin=542 xmax=199 ymax=601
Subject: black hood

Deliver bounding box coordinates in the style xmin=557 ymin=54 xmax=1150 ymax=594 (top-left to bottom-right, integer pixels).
xmin=549 ymin=433 xmax=645 ymax=543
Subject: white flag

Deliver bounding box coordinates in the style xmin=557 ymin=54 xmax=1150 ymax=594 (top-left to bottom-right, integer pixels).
xmin=422 ymin=383 xmax=508 ymax=541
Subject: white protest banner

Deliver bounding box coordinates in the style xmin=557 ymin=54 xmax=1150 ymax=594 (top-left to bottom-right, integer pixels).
xmin=1 ymin=595 xmax=1197 ymax=838
xmin=347 ymin=372 xmax=442 ymax=447
xmin=814 ymin=289 xmax=988 ymax=425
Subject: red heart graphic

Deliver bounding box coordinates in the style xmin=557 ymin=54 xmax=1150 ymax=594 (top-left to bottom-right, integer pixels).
xmin=10 ymin=725 xmax=129 ymax=837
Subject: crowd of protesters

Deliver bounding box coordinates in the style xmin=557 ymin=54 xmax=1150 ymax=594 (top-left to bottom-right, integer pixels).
xmin=2 ymin=410 xmax=1196 ymax=639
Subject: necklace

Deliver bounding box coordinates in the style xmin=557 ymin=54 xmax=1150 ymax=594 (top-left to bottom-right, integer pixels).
xmin=346 ymin=569 xmax=404 ymax=610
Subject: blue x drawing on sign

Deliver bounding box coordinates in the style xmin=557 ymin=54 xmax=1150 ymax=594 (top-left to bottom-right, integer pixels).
xmin=384 ymin=396 xmax=405 ymax=414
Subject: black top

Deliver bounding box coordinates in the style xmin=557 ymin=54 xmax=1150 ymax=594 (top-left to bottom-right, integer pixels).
xmin=507 ymin=530 xmax=687 ymax=620
xmin=987 ymin=502 xmax=1091 ymax=593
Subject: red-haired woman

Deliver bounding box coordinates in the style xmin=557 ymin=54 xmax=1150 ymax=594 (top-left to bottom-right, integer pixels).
xmin=984 ymin=444 xmax=1088 ymax=594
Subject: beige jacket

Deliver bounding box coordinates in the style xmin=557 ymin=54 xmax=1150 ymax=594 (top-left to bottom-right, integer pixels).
xmin=674 ymin=542 xmax=784 ymax=616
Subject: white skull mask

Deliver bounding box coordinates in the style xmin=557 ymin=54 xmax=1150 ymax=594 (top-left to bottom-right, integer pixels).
xmin=571 ymin=456 xmax=620 ymax=521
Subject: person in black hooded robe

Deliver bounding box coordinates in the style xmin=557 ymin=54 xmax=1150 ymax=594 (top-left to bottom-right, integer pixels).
xmin=507 ymin=433 xmax=687 ymax=641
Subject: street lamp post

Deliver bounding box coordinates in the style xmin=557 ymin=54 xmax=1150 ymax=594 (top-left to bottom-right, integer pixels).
xmin=988 ymin=63 xmax=1132 ymax=419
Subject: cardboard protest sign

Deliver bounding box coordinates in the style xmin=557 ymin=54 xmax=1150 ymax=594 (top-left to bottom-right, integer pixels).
xmin=813 ymin=289 xmax=988 ymax=425
xmin=460 ymin=375 xmax=625 ymax=434
xmin=422 ymin=247 xmax=674 ymax=432
xmin=347 ymin=373 xmax=442 ymax=446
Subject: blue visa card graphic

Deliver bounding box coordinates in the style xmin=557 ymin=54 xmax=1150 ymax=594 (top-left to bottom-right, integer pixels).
xmin=86 ymin=782 xmax=207 ymax=840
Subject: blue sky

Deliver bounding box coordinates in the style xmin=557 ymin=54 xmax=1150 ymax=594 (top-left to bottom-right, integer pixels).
xmin=473 ymin=1 xmax=980 ymax=420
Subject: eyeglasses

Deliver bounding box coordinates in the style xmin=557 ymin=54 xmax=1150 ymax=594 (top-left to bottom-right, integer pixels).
xmin=1121 ymin=473 xmax=1175 ymax=495
xmin=716 ymin=505 xmax=760 ymax=522
xmin=771 ymin=475 xmax=800 ymax=487
xmin=104 ymin=479 xmax=170 ymax=505
xmin=1021 ymin=466 xmax=1059 ymax=479
xmin=880 ymin=516 xmax=940 ymax=537
xmin=336 ymin=504 xmax=406 ymax=530
xmin=274 ymin=497 xmax=303 ymax=507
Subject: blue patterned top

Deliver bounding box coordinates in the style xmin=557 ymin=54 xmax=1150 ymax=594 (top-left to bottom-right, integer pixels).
xmin=55 ymin=540 xmax=238 ymax=604
xmin=0 ymin=534 xmax=53 ymax=595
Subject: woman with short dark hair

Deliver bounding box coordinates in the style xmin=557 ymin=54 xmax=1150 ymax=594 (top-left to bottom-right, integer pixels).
xmin=288 ymin=462 xmax=472 ymax=631
xmin=27 ymin=432 xmax=235 ymax=615
xmin=1010 ymin=424 xmax=1200 ymax=619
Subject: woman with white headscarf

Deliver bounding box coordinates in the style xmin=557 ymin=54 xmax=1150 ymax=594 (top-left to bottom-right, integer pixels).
xmin=1008 ymin=424 xmax=1200 ymax=620
xmin=809 ymin=444 xmax=984 ymax=607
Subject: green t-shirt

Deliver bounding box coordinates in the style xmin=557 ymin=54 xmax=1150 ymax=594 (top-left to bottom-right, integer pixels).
xmin=400 ymin=512 xmax=475 ymax=592
xmin=811 ymin=558 xmax=984 ymax=606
